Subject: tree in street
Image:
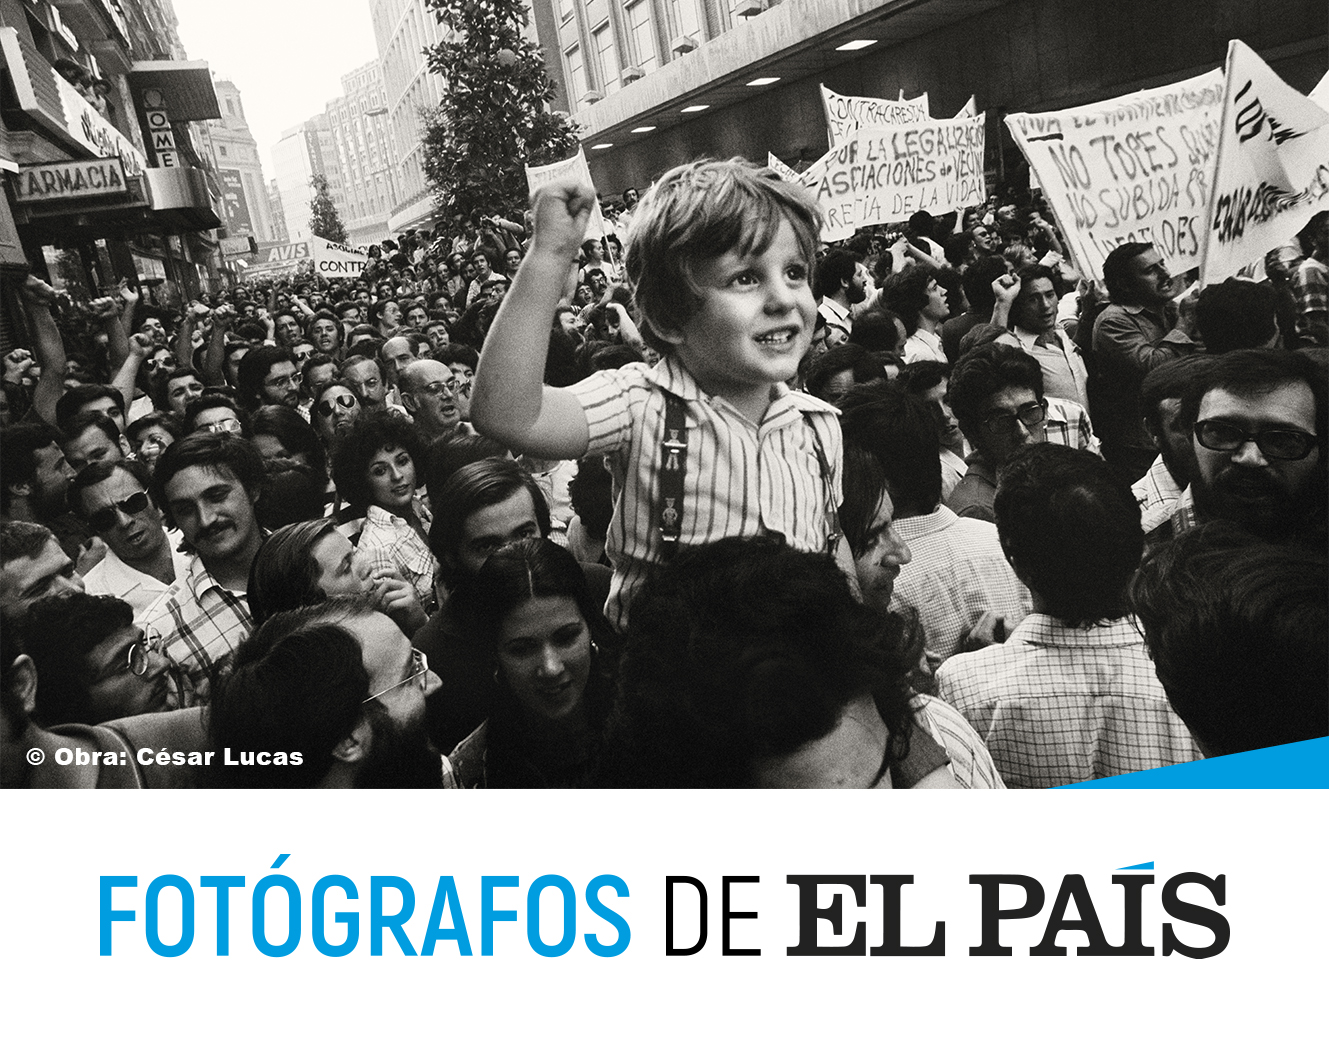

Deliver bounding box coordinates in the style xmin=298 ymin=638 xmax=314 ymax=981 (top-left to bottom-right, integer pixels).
xmin=421 ymin=0 xmax=581 ymax=221
xmin=308 ymin=173 xmax=348 ymax=244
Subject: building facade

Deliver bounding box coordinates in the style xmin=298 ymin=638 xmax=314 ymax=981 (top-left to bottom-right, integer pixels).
xmin=266 ymin=177 xmax=288 ymax=244
xmin=201 ymin=78 xmax=276 ymax=245
xmin=530 ymin=0 xmax=1326 ymax=199
xmin=1 ymin=0 xmax=223 ymax=326
xmin=324 ymin=60 xmax=397 ymax=246
xmin=369 ymin=0 xmax=452 ymax=233
xmin=271 ymin=114 xmax=347 ymax=244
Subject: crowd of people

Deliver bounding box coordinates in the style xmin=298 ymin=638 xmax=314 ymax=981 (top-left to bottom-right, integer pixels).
xmin=2 ymin=157 xmax=1325 ymax=789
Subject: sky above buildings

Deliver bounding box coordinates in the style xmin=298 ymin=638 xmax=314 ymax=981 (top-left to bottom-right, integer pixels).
xmin=172 ymin=0 xmax=380 ymax=176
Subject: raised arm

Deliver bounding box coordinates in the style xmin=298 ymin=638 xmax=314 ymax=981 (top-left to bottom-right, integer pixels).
xmin=472 ymin=179 xmax=595 ymax=460
xmin=199 ymin=304 xmax=234 ymax=386
xmin=18 ymin=276 xmax=67 ymax=427
xmin=111 ymin=331 xmax=151 ymax=417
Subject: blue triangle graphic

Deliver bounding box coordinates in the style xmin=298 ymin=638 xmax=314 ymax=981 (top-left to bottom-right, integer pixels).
xmin=1116 ymin=862 xmax=1154 ymax=870
xmin=1059 ymin=738 xmax=1328 ymax=788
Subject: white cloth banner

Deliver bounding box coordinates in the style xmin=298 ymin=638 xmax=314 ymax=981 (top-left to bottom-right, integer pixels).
xmin=821 ymin=85 xmax=930 ymax=147
xmin=1006 ymin=69 xmax=1224 ymax=283
xmin=954 ymin=96 xmax=978 ymax=119
xmin=1201 ymin=40 xmax=1329 ymax=284
xmin=309 ymin=235 xmax=371 ymax=279
xmin=525 ymin=149 xmax=606 ymax=239
xmin=807 ymin=116 xmax=986 ymax=242
xmin=767 ymin=153 xmax=802 ymax=183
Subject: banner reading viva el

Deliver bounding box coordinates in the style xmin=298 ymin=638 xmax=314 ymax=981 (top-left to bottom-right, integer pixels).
xmin=805 ymin=115 xmax=986 ymax=242
xmin=1005 ymin=70 xmax=1224 ymax=283
xmin=1200 ymin=40 xmax=1329 ymax=284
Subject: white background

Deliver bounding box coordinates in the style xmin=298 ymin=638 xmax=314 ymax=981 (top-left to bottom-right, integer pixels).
xmin=4 ymin=789 xmax=1324 ymax=1059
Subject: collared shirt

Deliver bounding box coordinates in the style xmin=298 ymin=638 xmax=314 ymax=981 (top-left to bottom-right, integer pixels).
xmin=819 ymin=296 xmax=852 ymax=342
xmin=1169 ymin=484 xmax=1199 ymax=537
xmin=935 ymin=614 xmax=1201 ymax=788
xmin=1010 ymin=325 xmax=1091 ymax=413
xmin=141 ymin=553 xmax=253 ymax=707
xmin=570 ymin=357 xmax=843 ymax=630
xmin=903 ymin=329 xmax=947 ymax=364
xmin=82 ymin=527 xmax=190 ymax=624
xmin=1091 ymin=302 xmax=1195 ymax=451
xmin=1132 ymin=454 xmax=1184 ymax=534
xmin=891 ymin=506 xmax=1031 ymax=668
xmin=910 ymin=694 xmax=1007 ymax=789
xmin=357 ymin=501 xmax=438 ymax=612
xmin=939 ymin=447 xmax=968 ymax=504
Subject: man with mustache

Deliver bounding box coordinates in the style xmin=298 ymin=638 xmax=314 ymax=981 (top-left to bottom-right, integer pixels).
xmin=1176 ymin=348 xmax=1326 ymax=550
xmin=141 ymin=434 xmax=263 ymax=706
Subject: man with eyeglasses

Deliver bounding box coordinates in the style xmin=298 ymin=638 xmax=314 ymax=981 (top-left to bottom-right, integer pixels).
xmin=399 ymin=359 xmax=466 ymax=444
xmin=21 ymin=593 xmax=172 ymax=726
xmin=946 ymin=342 xmax=1098 ymax=523
xmin=211 ymin=599 xmax=446 ymax=788
xmin=237 ymin=346 xmax=302 ymax=412
xmin=1170 ymin=348 xmax=1327 ymax=547
xmin=74 ymin=460 xmax=189 ymax=622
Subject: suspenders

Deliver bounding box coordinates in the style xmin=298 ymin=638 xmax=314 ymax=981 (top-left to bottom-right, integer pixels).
xmin=657 ymin=392 xmax=842 ymax=560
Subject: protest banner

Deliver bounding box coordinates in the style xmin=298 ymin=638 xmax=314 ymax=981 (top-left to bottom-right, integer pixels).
xmin=766 ymin=152 xmax=802 ymax=183
xmin=309 ymin=234 xmax=371 ymax=279
xmin=808 ymin=115 xmax=986 ymax=242
xmin=1006 ymin=69 xmax=1223 ymax=282
xmin=1200 ymin=40 xmax=1329 ymax=284
xmin=526 ymin=149 xmax=606 ymax=239
xmin=954 ymin=96 xmax=977 ymax=119
xmin=820 ymin=85 xmax=930 ymax=147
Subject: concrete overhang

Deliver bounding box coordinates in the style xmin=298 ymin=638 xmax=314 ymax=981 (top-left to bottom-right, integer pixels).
xmin=574 ymin=0 xmax=1008 ymax=148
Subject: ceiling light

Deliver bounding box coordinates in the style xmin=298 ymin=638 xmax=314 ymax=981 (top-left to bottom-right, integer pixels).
xmin=630 ymin=125 xmax=657 ymax=133
xmin=746 ymin=77 xmax=781 ymax=86
xmin=836 ymin=39 xmax=877 ymax=51
xmin=590 ymin=142 xmax=613 ymax=150
xmin=680 ymin=104 xmax=709 ymax=113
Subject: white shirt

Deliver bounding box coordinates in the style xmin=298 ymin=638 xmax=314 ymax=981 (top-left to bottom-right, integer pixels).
xmin=903 ymin=330 xmax=947 ymax=364
xmin=81 ymin=527 xmax=190 ymax=624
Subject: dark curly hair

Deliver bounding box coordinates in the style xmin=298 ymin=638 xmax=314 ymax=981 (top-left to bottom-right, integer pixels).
xmin=329 ymin=410 xmax=426 ymax=512
xmin=602 ymin=536 xmax=915 ymax=787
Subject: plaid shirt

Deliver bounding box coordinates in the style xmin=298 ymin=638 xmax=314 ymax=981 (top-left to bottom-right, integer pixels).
xmin=1132 ymin=454 xmax=1184 ymax=534
xmin=911 ymin=694 xmax=1006 ymax=789
xmin=570 ymin=357 xmax=842 ymax=630
xmin=891 ymin=506 xmax=1032 ymax=667
xmin=1291 ymin=255 xmax=1328 ymax=347
xmin=141 ymin=553 xmax=253 ymax=708
xmin=356 ymin=502 xmax=439 ymax=613
xmin=935 ymin=614 xmax=1200 ymax=788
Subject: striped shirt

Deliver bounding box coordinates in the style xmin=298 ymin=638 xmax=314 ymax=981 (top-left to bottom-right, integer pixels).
xmin=141 ymin=553 xmax=253 ymax=708
xmin=570 ymin=357 xmax=843 ymax=630
xmin=935 ymin=614 xmax=1201 ymax=788
xmin=910 ymin=694 xmax=1006 ymax=789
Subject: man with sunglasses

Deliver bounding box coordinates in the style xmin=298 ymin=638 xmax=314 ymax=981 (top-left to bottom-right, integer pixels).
xmin=74 ymin=460 xmax=188 ymax=622
xmin=947 ymin=342 xmax=1097 ymax=523
xmin=1173 ymin=348 xmax=1327 ymax=547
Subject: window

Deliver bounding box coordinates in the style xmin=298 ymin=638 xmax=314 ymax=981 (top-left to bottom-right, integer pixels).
xmin=564 ymin=44 xmax=589 ymax=103
xmin=592 ymin=23 xmax=621 ymax=95
xmin=225 ymin=98 xmax=235 ymax=116
xmin=558 ymin=0 xmax=576 ymax=21
xmin=219 ymin=145 xmax=227 ymax=157
xmin=624 ymin=0 xmax=658 ymax=73
xmin=666 ymin=0 xmax=702 ymax=41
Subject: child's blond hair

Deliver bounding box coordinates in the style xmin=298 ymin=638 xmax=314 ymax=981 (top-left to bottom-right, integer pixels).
xmin=625 ymin=158 xmax=821 ymax=355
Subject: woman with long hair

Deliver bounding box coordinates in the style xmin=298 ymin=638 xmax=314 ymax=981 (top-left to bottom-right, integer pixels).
xmin=447 ymin=538 xmax=616 ymax=788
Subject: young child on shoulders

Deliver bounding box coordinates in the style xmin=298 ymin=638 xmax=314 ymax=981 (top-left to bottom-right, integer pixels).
xmin=471 ymin=157 xmax=854 ymax=629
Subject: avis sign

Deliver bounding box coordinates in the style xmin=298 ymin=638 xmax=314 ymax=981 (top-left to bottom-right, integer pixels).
xmin=13 ymin=158 xmax=129 ymax=202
